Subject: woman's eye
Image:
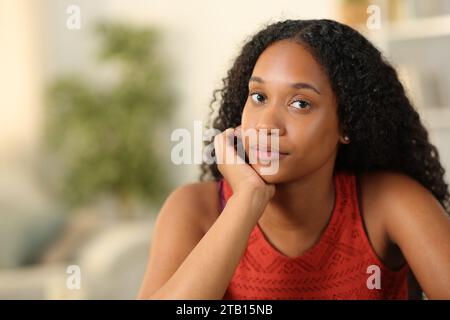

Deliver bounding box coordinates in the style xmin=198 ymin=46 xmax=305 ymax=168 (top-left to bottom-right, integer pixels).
xmin=290 ymin=99 xmax=311 ymax=110
xmin=249 ymin=93 xmax=311 ymax=111
xmin=249 ymin=92 xmax=265 ymax=104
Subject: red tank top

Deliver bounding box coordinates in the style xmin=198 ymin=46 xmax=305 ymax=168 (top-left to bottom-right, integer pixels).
xmin=217 ymin=170 xmax=410 ymax=299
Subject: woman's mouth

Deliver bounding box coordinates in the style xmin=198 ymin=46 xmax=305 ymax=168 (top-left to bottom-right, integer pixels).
xmin=249 ymin=147 xmax=289 ymax=161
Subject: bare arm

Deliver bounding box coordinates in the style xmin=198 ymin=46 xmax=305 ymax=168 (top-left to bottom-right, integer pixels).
xmin=376 ymin=172 xmax=450 ymax=299
xmin=137 ymin=126 xmax=275 ymax=299
xmin=137 ymin=185 xmax=268 ymax=300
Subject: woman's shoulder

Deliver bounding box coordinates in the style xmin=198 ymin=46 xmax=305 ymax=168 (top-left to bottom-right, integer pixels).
xmin=357 ymin=169 xmax=440 ymax=268
xmin=359 ymin=169 xmax=432 ymax=202
xmin=358 ymin=169 xmax=429 ymax=231
xmin=166 ymin=180 xmax=221 ymax=234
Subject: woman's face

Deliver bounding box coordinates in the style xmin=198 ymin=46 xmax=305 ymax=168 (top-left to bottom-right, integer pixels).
xmin=241 ymin=39 xmax=344 ymax=183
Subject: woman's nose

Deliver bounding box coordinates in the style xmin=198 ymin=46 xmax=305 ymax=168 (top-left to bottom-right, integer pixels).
xmin=255 ymin=104 xmax=286 ymax=136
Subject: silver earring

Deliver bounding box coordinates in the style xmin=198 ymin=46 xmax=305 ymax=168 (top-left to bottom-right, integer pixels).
xmin=344 ymin=135 xmax=350 ymax=142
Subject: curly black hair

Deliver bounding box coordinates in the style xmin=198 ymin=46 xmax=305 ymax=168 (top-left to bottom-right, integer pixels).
xmin=200 ymin=19 xmax=450 ymax=215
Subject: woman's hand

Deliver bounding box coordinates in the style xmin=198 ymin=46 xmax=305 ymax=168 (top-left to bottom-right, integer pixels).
xmin=214 ymin=126 xmax=275 ymax=205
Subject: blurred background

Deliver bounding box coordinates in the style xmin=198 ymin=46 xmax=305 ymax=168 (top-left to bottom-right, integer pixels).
xmin=0 ymin=0 xmax=449 ymax=299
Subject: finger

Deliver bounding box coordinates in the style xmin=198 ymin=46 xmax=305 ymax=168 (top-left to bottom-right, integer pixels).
xmin=224 ymin=128 xmax=238 ymax=147
xmin=223 ymin=128 xmax=238 ymax=164
xmin=213 ymin=132 xmax=226 ymax=164
xmin=234 ymin=126 xmax=242 ymax=139
xmin=215 ymin=128 xmax=236 ymax=164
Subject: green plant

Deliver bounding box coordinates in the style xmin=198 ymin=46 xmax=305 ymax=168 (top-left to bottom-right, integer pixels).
xmin=45 ymin=22 xmax=175 ymax=213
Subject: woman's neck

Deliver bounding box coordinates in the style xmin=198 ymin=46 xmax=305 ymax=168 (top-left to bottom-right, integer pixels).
xmin=259 ymin=163 xmax=337 ymax=235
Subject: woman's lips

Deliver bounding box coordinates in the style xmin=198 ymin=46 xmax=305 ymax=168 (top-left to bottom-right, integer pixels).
xmin=249 ymin=147 xmax=288 ymax=161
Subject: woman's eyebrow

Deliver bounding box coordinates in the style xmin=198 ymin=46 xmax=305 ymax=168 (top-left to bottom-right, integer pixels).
xmin=249 ymin=76 xmax=321 ymax=95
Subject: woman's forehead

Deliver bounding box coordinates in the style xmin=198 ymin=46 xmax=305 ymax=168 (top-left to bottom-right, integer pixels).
xmin=251 ymin=40 xmax=329 ymax=92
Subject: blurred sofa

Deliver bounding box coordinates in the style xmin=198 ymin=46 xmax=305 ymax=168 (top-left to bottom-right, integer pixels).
xmin=0 ymin=168 xmax=156 ymax=299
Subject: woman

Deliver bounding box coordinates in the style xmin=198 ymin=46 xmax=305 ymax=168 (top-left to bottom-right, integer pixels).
xmin=138 ymin=19 xmax=450 ymax=299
